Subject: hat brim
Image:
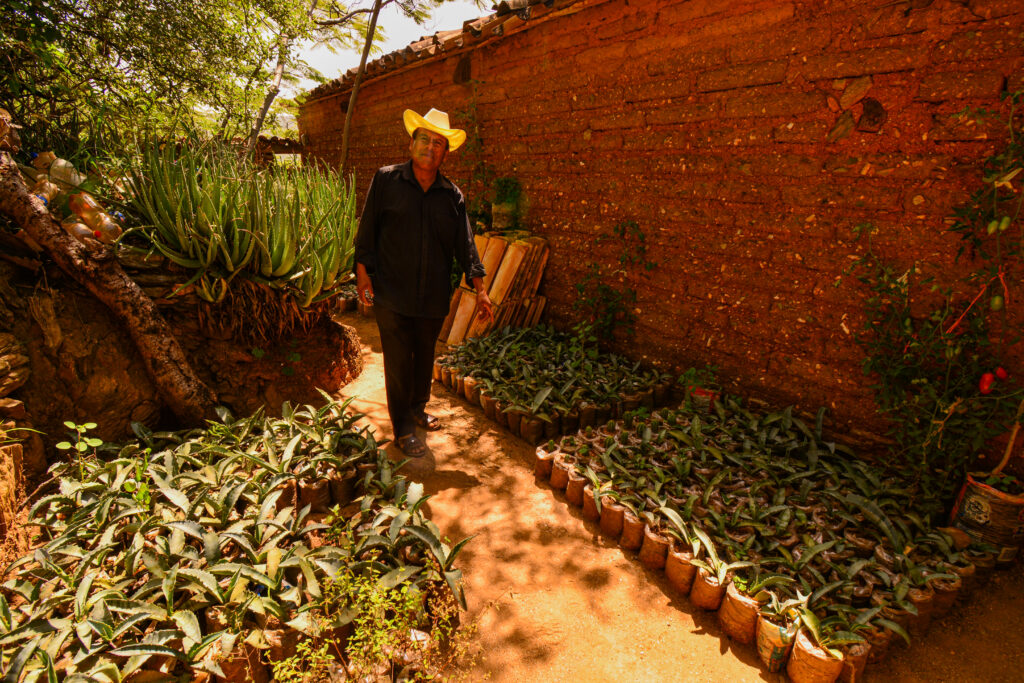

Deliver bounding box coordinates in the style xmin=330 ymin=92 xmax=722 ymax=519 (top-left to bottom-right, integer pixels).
xmin=403 ymin=110 xmax=466 ymax=151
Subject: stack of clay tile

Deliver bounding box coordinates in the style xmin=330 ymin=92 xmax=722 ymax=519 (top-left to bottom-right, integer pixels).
xmin=439 ymin=232 xmax=548 ymax=344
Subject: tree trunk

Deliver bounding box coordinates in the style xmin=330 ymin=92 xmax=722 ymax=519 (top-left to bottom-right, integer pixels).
xmin=245 ymin=34 xmax=292 ymax=158
xmin=0 ymin=151 xmax=217 ymax=425
xmin=339 ymin=0 xmax=383 ymax=171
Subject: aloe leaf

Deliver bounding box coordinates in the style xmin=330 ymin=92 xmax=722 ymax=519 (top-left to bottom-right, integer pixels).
xmin=172 ymin=610 xmax=202 ymax=643
xmin=3 ymin=639 xmax=39 ymax=683
xmin=379 ymin=565 xmax=421 ymax=589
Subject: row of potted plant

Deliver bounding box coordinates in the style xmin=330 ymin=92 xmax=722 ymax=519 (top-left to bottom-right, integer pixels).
xmin=435 ymin=325 xmax=706 ymax=444
xmin=535 ymin=401 xmax=999 ymax=683
xmin=0 ymin=397 xmax=470 ymax=682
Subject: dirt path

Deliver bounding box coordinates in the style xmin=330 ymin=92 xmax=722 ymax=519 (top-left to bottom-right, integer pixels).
xmin=333 ymin=311 xmax=1024 ymax=682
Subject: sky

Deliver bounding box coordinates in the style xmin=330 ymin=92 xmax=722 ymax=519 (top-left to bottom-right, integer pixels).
xmin=292 ymin=0 xmax=490 ymax=96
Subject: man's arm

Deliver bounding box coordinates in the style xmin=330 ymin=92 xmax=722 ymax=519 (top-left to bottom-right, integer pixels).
xmin=472 ymin=276 xmax=493 ymax=323
xmin=353 ymin=170 xmax=381 ymax=306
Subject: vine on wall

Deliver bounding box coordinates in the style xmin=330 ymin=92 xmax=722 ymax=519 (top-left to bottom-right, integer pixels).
xmin=854 ymin=90 xmax=1024 ymax=511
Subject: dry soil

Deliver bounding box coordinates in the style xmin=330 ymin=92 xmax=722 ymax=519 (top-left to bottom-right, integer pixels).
xmin=334 ymin=310 xmax=1024 ymax=682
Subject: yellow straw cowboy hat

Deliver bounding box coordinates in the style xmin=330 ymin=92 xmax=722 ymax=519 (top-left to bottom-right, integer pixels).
xmin=403 ymin=108 xmax=466 ymax=151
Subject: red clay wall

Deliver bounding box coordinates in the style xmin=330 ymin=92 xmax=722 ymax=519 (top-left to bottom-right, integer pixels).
xmin=299 ymin=0 xmax=1024 ymax=440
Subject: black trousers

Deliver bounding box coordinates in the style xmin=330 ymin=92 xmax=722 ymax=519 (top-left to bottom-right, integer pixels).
xmin=373 ymin=305 xmax=445 ymax=438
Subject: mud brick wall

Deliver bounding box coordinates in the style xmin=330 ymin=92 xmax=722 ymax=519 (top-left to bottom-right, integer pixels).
xmin=299 ymin=0 xmax=1024 ymax=441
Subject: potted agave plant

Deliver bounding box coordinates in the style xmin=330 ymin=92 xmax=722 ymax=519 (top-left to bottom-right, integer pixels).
xmin=756 ymin=590 xmax=806 ymax=673
xmin=688 ymin=527 xmax=753 ymax=611
xmin=661 ymin=507 xmax=702 ymax=596
xmin=719 ymin=567 xmax=794 ymax=645
xmin=787 ymin=608 xmax=863 ymax=683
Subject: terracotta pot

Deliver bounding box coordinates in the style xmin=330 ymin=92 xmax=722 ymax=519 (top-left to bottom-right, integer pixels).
xmin=594 ymin=403 xmax=611 ymax=424
xmin=619 ymin=510 xmax=645 ymax=551
xmin=463 ymin=375 xmax=480 ymax=404
xmin=756 ymin=616 xmax=797 ymax=673
xmin=665 ymin=547 xmax=698 ymax=595
xmin=506 ymin=408 xmax=525 ymax=437
xmin=582 ymin=485 xmax=601 ymax=521
xmin=534 ymin=447 xmax=556 ymax=480
xmin=298 ymin=478 xmax=331 ymax=513
xmin=638 ymin=525 xmax=670 ymax=570
xmin=494 ymin=401 xmax=509 ymax=428
xmin=965 ymin=549 xmax=996 ymax=587
xmin=544 ymin=414 xmax=561 ymax=439
xmin=578 ymin=402 xmax=597 ymax=428
xmin=907 ymin=583 xmax=935 ymax=638
xmin=481 ymin=392 xmax=498 ymax=421
xmin=599 ymin=498 xmax=626 ymax=538
xmin=838 ymin=642 xmax=871 ymax=683
xmin=689 ymin=567 xmax=725 ymax=610
xmin=432 ymin=359 xmax=443 ymax=382
xmin=931 ymin=573 xmax=962 ymax=618
xmin=565 ymin=470 xmax=587 ymax=506
xmin=328 ymin=470 xmax=358 ymax=507
xmin=786 ymin=628 xmax=844 ymax=683
xmin=562 ymin=409 xmax=580 ymax=434
xmin=718 ymin=582 xmax=761 ymax=644
xmin=949 ymin=561 xmax=977 ymax=598
xmin=863 ymin=626 xmax=893 ymax=665
xmin=440 ymin=366 xmax=452 ymax=388
xmin=454 ymin=373 xmax=465 ymax=397
xmin=521 ymin=416 xmax=546 ymax=445
xmin=549 ymin=456 xmax=572 ymax=491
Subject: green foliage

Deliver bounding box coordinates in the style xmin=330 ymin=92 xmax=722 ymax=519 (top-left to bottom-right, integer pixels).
xmin=453 ymin=82 xmax=495 ymax=229
xmin=548 ymin=399 xmax=984 ymax=651
xmin=439 ymin=324 xmax=669 ymax=420
xmin=492 ymin=176 xmax=521 ymax=205
xmin=853 ymin=91 xmax=1023 ymax=506
xmin=573 ymin=220 xmax=657 ymax=343
xmin=271 ymin=639 xmax=335 ymax=683
xmin=0 ymin=397 xmax=471 ymax=681
xmin=125 ymin=140 xmax=358 ymax=306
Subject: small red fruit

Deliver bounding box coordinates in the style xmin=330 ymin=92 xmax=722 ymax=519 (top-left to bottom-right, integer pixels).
xmin=979 ymin=372 xmax=996 ymax=394
xmin=93 ymin=230 xmax=102 ymax=238
xmin=995 ymin=367 xmax=1009 ymax=380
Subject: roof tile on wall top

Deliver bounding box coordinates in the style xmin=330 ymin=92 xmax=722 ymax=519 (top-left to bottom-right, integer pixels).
xmin=305 ymin=0 xmax=579 ymax=101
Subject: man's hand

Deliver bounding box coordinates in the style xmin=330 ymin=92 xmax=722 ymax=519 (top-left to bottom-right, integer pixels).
xmin=356 ymin=262 xmax=374 ymax=306
xmin=475 ymin=285 xmax=494 ymax=323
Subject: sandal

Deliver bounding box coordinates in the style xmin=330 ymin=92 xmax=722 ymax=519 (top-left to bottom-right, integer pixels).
xmin=414 ymin=413 xmax=442 ymax=431
xmin=396 ymin=433 xmax=427 ymax=458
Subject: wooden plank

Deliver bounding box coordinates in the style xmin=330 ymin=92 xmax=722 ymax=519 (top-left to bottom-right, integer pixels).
xmin=488 ymin=241 xmax=527 ymax=305
xmin=480 ymin=235 xmax=508 ymax=291
xmin=446 ymin=290 xmax=477 ymax=345
xmin=438 ymin=288 xmax=462 ymax=341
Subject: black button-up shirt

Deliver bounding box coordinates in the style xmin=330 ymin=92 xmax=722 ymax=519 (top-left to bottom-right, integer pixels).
xmin=354 ymin=160 xmax=485 ymax=318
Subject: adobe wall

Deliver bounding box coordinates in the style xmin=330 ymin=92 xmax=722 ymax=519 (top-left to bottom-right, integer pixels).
xmin=299 ymin=0 xmax=1024 ymax=440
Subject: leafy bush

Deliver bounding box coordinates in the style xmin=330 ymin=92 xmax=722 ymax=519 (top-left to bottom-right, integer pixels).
xmin=0 ymin=398 xmax=470 ymax=681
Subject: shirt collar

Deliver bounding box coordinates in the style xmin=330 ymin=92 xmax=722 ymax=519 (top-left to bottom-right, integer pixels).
xmin=400 ymin=159 xmax=454 ymax=192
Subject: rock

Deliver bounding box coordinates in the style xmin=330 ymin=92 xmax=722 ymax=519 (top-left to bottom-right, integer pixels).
xmin=0 ymin=398 xmax=26 ymax=420
xmin=827 ymin=111 xmax=856 ymax=142
xmin=840 ymin=75 xmax=872 ymax=110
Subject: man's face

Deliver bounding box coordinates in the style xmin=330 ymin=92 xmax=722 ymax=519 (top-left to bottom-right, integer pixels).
xmin=409 ymin=128 xmax=448 ymax=174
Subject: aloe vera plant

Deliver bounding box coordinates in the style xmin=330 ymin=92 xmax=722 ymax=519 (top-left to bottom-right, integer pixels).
xmin=125 ymin=141 xmax=357 ymax=307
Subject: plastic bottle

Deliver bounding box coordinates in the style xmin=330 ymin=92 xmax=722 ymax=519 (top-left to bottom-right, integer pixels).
xmin=49 ymin=158 xmax=85 ymax=189
xmin=69 ymin=192 xmax=102 ymax=227
xmin=92 ymin=213 xmax=123 ymax=244
xmin=31 ymin=178 xmax=60 ymax=205
xmin=62 ymin=219 xmax=96 ymax=245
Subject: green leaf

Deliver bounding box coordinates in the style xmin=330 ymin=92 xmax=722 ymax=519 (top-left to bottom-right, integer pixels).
xmin=172 ymin=610 xmax=202 ymax=643
xmin=110 ymin=643 xmax=186 ymax=661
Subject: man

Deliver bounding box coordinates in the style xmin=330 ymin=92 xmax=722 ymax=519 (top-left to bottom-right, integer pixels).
xmin=354 ymin=107 xmax=493 ymax=457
